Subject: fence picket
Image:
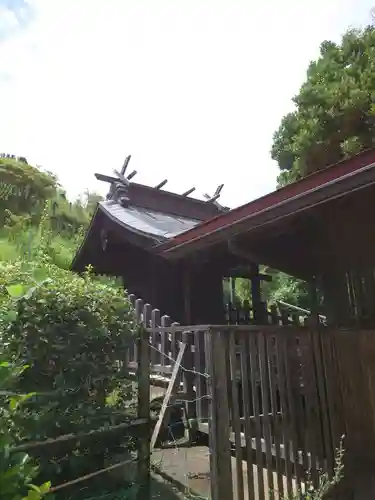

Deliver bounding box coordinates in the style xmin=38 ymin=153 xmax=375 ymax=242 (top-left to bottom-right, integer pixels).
xmin=151 ymin=309 xmax=161 ymax=367
xmin=229 ymin=330 xmax=246 ymax=500
xmin=258 ymin=332 xmax=275 ymax=498
xmin=249 ymin=333 xmax=265 ymax=499
xmin=160 ymin=315 xmax=171 ymax=373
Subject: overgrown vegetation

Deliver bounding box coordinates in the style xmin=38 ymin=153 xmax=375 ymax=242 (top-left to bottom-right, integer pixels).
xmin=0 ymin=360 xmax=52 ymax=500
xmin=0 ymin=157 xmax=140 ymax=498
xmin=1 ymin=257 xmax=137 ymax=482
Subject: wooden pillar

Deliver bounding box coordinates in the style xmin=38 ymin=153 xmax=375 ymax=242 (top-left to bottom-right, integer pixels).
xmin=251 ymin=263 xmax=265 ymax=323
xmin=207 ymin=330 xmax=234 ymax=500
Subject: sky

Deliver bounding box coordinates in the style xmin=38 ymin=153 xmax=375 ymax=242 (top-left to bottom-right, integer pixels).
xmin=0 ymin=0 xmax=375 ymax=208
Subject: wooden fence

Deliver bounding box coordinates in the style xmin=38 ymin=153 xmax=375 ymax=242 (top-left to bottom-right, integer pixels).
xmin=10 ymin=329 xmax=151 ymax=500
xmin=129 ymin=308 xmax=345 ymax=500
xmin=205 ymin=326 xmax=343 ymax=500
xmin=225 ymin=299 xmax=326 ymax=327
xmin=126 ymin=293 xmax=375 ymax=499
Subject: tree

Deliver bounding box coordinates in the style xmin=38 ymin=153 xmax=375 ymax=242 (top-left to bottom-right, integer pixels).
xmin=0 ymin=156 xmax=57 ymax=224
xmin=271 ymin=26 xmax=375 ymax=185
xmin=83 ymin=189 xmax=104 ymax=216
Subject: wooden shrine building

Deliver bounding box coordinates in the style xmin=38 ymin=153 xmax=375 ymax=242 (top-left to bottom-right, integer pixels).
xmin=72 ymin=156 xmax=268 ymax=324
xmin=73 ymin=148 xmax=375 ymax=328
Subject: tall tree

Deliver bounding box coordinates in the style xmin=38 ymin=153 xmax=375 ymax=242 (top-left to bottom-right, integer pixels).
xmin=271 ymin=26 xmax=375 ymax=186
xmin=0 ymin=156 xmax=57 ymax=224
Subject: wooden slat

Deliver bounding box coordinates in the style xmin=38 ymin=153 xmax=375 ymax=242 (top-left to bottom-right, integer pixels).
xmin=151 ymin=309 xmax=161 ymax=367
xmin=240 ymin=334 xmax=256 ymax=500
xmin=328 ymin=330 xmax=346 ymax=446
xmin=277 ymin=332 xmax=294 ymax=495
xmin=182 ymin=330 xmax=196 ymax=440
xmin=160 ymin=316 xmax=171 ymax=373
xmin=258 ymin=332 xmax=274 ymax=499
xmin=299 ymin=331 xmax=319 ymax=483
xmin=267 ymin=334 xmax=284 ymax=498
xmin=193 ymin=330 xmax=205 ymax=422
xmin=229 ymin=330 xmax=245 ymax=500
xmin=284 ymin=333 xmax=302 ymax=491
xmin=292 ymin=335 xmax=309 ymax=480
xmin=320 ymin=331 xmax=340 ymax=462
xmin=173 ymin=324 xmax=183 ymax=388
xmin=204 ymin=330 xmax=219 ymax=500
xmin=311 ymin=330 xmax=333 ymax=473
xmin=249 ymin=333 xmax=265 ymax=499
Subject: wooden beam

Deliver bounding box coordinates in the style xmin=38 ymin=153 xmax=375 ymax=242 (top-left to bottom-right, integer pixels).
xmin=113 ymin=169 xmax=130 ymax=186
xmin=155 ymin=179 xmax=168 ymax=189
xmin=127 ymin=170 xmax=137 ymax=180
xmin=204 ymin=192 xmax=220 ymax=203
xmin=204 ymin=183 xmax=224 ymax=204
xmin=182 ymin=187 xmax=196 ymax=197
xmin=95 ymin=173 xmax=118 ymax=184
xmin=225 ymin=266 xmax=272 ymax=281
xmin=120 ymin=155 xmax=132 ymax=176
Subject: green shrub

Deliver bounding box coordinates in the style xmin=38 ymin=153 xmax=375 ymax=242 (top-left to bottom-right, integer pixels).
xmin=0 ymin=260 xmax=137 ymax=485
xmin=0 ymin=360 xmax=51 ymax=500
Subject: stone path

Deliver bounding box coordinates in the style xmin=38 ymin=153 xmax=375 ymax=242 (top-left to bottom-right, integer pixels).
xmin=152 ymin=446 xmax=301 ymax=499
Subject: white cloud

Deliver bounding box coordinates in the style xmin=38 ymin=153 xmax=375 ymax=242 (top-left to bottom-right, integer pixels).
xmin=0 ymin=6 xmax=19 ymax=36
xmin=0 ymin=0 xmax=374 ymax=207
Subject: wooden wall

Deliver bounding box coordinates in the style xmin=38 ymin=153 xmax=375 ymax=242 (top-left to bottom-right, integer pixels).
xmin=188 ymin=258 xmax=225 ymax=325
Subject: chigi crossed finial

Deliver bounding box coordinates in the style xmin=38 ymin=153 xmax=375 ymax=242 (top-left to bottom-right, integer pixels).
xmin=94 ymin=154 xmax=225 ymax=209
xmin=203 ymin=184 xmax=225 ymax=211
xmin=95 ymin=155 xmax=135 ymax=206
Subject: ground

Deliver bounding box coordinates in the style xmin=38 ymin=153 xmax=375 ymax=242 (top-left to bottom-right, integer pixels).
xmin=149 ymin=472 xmax=201 ymax=499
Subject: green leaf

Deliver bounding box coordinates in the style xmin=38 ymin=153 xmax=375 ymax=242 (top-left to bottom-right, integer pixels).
xmin=6 ymin=283 xmax=26 ymax=298
xmin=32 ymin=268 xmax=49 ymax=283
xmin=1 ymin=309 xmax=18 ymax=323
xmin=39 ymin=481 xmax=51 ymax=494
xmin=24 ymin=488 xmax=43 ymax=500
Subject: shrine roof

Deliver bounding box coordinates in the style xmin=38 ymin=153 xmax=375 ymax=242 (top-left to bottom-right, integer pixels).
xmin=99 ymin=199 xmax=200 ymax=241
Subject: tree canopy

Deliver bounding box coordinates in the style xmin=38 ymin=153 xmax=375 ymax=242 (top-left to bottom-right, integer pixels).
xmin=0 ymin=155 xmax=57 ymax=223
xmin=272 ymin=26 xmax=375 ymax=186
xmin=0 ymin=155 xmax=103 ymax=234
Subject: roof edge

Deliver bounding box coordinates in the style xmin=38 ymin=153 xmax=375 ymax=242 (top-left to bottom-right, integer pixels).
xmin=154 ymin=147 xmax=375 ymax=256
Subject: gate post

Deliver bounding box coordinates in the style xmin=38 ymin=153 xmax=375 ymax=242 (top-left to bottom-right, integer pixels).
xmin=205 ymin=327 xmax=234 ymax=500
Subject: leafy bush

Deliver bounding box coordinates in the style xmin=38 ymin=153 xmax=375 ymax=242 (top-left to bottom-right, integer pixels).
xmin=0 ymin=259 xmax=137 ymax=484
xmin=0 ymin=360 xmax=51 ymax=500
